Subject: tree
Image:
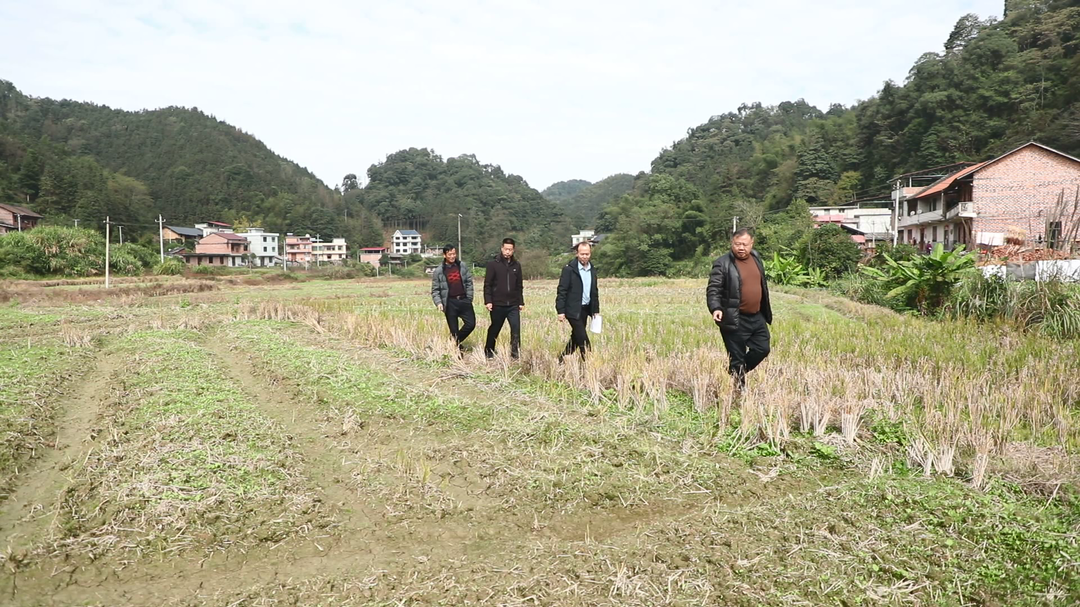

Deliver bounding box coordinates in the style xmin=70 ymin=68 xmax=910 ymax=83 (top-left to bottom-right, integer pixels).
xmin=342 ymin=173 xmax=360 ymax=194
xmin=795 ymin=224 xmax=862 ymax=278
xmin=15 ymin=147 xmax=44 ymax=201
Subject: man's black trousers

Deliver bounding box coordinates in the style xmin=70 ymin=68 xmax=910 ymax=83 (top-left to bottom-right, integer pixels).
xmin=444 ymin=298 xmax=475 ymax=346
xmin=485 ymin=305 xmax=520 ymax=358
xmin=720 ymin=312 xmax=771 ymax=385
xmin=561 ymin=316 xmax=591 ymax=360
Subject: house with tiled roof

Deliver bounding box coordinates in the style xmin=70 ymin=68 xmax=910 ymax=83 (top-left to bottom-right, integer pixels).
xmin=0 ymin=203 xmax=42 ymax=233
xmin=892 ymin=142 xmax=1080 ymax=250
xmin=182 ymin=232 xmax=251 ymax=267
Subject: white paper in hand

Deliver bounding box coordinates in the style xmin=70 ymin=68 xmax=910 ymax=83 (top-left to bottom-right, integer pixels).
xmin=589 ymin=314 xmax=602 ymax=334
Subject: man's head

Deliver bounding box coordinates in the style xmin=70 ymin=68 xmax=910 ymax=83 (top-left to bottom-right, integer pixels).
xmin=574 ymin=241 xmax=592 ymax=266
xmin=442 ymin=244 xmax=457 ymax=264
xmin=500 ymin=238 xmax=516 ymax=260
xmin=731 ymin=229 xmax=754 ymax=260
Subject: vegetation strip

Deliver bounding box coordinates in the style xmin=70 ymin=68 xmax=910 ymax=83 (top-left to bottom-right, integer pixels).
xmin=43 ymin=329 xmax=317 ymax=559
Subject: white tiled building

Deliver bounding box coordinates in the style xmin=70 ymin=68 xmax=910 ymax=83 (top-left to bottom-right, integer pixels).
xmin=572 ymin=229 xmax=595 ymax=247
xmin=312 ymin=237 xmax=348 ymax=264
xmin=238 ymin=228 xmax=279 ymax=266
xmin=392 ymin=229 xmax=422 ymax=255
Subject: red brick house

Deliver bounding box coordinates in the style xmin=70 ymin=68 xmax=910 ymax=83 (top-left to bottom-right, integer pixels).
xmin=893 ymin=142 xmax=1080 ymax=249
xmin=182 ymin=232 xmax=251 ymax=267
xmin=0 ymin=203 xmax=42 ymax=233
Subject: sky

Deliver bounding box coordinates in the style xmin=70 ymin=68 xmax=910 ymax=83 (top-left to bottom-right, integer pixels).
xmin=1 ymin=0 xmax=1002 ymax=192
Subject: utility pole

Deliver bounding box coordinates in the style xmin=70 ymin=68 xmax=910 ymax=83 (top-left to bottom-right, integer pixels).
xmin=104 ymin=216 xmax=112 ymax=289
xmin=74 ymin=219 xmax=79 ymax=228
xmin=157 ymin=215 xmax=165 ymax=263
xmin=15 ymin=213 xmax=21 ymax=232
xmin=732 ymin=216 xmax=739 ymax=236
xmin=118 ymin=225 xmax=123 ymax=245
xmin=892 ymin=180 xmax=900 ymax=247
xmin=457 ymin=213 xmax=463 ymax=260
xmin=315 ymin=234 xmax=321 ymax=267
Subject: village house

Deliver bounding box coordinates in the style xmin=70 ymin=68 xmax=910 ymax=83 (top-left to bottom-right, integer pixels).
xmin=0 ymin=203 xmax=42 ymax=233
xmin=161 ymin=225 xmax=203 ymax=243
xmin=809 ymin=204 xmax=893 ymax=251
xmin=391 ymin=229 xmax=422 ymax=255
xmin=181 ymin=232 xmax=251 ymax=267
xmin=237 ymin=227 xmax=280 ymax=267
xmin=194 ymin=221 xmax=233 ymax=236
xmin=285 ymin=234 xmax=313 ymax=265
xmin=892 ymin=142 xmax=1080 ymax=250
xmin=312 ymin=237 xmax=348 ymax=265
xmin=359 ymin=247 xmax=387 ymax=268
xmin=571 ymin=229 xmax=608 ymax=248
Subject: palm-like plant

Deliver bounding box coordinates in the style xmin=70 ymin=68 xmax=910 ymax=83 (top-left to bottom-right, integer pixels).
xmin=861 ymin=243 xmax=975 ymax=312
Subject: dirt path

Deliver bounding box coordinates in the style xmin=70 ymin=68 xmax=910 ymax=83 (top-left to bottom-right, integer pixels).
xmin=0 ymin=352 xmax=118 ymax=556
xmin=2 ymin=322 xmax=816 ymax=606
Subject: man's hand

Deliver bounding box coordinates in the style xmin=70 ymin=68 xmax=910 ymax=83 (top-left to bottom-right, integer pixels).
xmin=486 ymin=303 xmax=493 ymax=312
xmin=712 ymin=310 xmax=723 ymax=322
xmin=437 ymin=304 xmax=444 ymax=312
xmin=519 ymin=305 xmax=525 ymax=311
xmin=557 ymin=313 xmax=566 ymax=322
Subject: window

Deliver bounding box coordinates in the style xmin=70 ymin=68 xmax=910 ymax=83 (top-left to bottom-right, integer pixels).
xmin=1048 ymin=221 xmax=1063 ymax=249
xmin=932 ymin=226 xmax=938 ymax=241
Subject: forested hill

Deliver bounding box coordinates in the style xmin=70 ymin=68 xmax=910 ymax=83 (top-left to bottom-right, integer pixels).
xmin=540 ymin=179 xmax=592 ymax=204
xmin=594 ymin=1 xmax=1080 ymax=276
xmin=0 ymin=80 xmax=354 ymax=238
xmin=347 ymin=148 xmax=574 ymax=262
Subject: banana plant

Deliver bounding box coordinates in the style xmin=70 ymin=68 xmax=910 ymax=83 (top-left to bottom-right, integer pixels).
xmin=861 ymin=243 xmax=975 ymax=312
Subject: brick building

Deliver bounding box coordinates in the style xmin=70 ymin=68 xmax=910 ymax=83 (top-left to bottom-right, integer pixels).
xmin=182 ymin=232 xmax=251 ymax=267
xmin=285 ymin=234 xmax=313 ymax=265
xmin=893 ymin=142 xmax=1080 ymax=249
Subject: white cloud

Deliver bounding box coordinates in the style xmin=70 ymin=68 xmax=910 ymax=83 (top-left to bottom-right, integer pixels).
xmin=0 ymin=0 xmax=1001 ymax=191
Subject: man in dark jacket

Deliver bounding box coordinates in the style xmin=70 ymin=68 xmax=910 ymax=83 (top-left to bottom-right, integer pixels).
xmin=706 ymin=229 xmax=772 ymax=391
xmin=555 ymin=241 xmax=599 ymax=361
xmin=430 ymin=244 xmax=475 ymax=351
xmin=484 ymin=237 xmax=524 ymax=359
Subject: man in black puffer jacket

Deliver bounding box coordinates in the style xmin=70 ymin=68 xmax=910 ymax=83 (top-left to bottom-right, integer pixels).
xmin=706 ymin=229 xmax=772 ymax=392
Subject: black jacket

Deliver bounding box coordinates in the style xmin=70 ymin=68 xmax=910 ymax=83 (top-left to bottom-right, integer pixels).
xmin=555 ymin=260 xmax=599 ymax=320
xmin=706 ymin=250 xmax=772 ymax=331
xmin=484 ymin=255 xmax=524 ymax=307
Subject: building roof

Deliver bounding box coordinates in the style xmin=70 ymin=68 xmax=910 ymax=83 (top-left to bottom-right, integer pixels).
xmin=0 ymin=203 xmax=42 ymax=218
xmin=166 ymin=226 xmax=203 ymax=238
xmin=206 ymin=221 xmax=232 ymax=227
xmin=909 ymin=142 xmax=1080 ymax=200
xmin=396 ymin=230 xmax=421 ymax=236
xmin=203 ymin=232 xmax=249 ymax=242
xmin=360 ymin=247 xmax=387 ymax=251
xmin=910 ymin=161 xmax=989 ymax=200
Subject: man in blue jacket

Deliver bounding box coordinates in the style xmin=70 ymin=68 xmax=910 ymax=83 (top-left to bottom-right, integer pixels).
xmin=706 ymin=229 xmax=772 ymax=392
xmin=556 ymin=241 xmax=599 ymax=361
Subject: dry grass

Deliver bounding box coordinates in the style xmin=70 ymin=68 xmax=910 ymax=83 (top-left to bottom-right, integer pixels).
xmin=245 ymin=278 xmax=1080 ymax=492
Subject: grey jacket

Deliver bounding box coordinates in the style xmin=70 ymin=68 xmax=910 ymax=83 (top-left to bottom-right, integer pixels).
xmin=430 ymin=262 xmax=474 ymax=307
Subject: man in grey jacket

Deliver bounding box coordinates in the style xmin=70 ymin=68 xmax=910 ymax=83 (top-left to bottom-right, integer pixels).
xmin=431 ymin=244 xmax=475 ymax=351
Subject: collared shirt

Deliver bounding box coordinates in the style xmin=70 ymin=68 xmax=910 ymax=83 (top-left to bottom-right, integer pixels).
xmin=578 ymin=261 xmax=592 ymax=306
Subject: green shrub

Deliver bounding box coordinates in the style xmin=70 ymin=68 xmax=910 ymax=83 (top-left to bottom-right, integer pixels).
xmin=795 ymin=224 xmax=862 ymax=278
xmin=154 ymin=258 xmax=186 ymax=276
xmin=0 ymin=227 xmax=106 ymax=276
xmin=831 ymin=272 xmax=893 ymax=308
